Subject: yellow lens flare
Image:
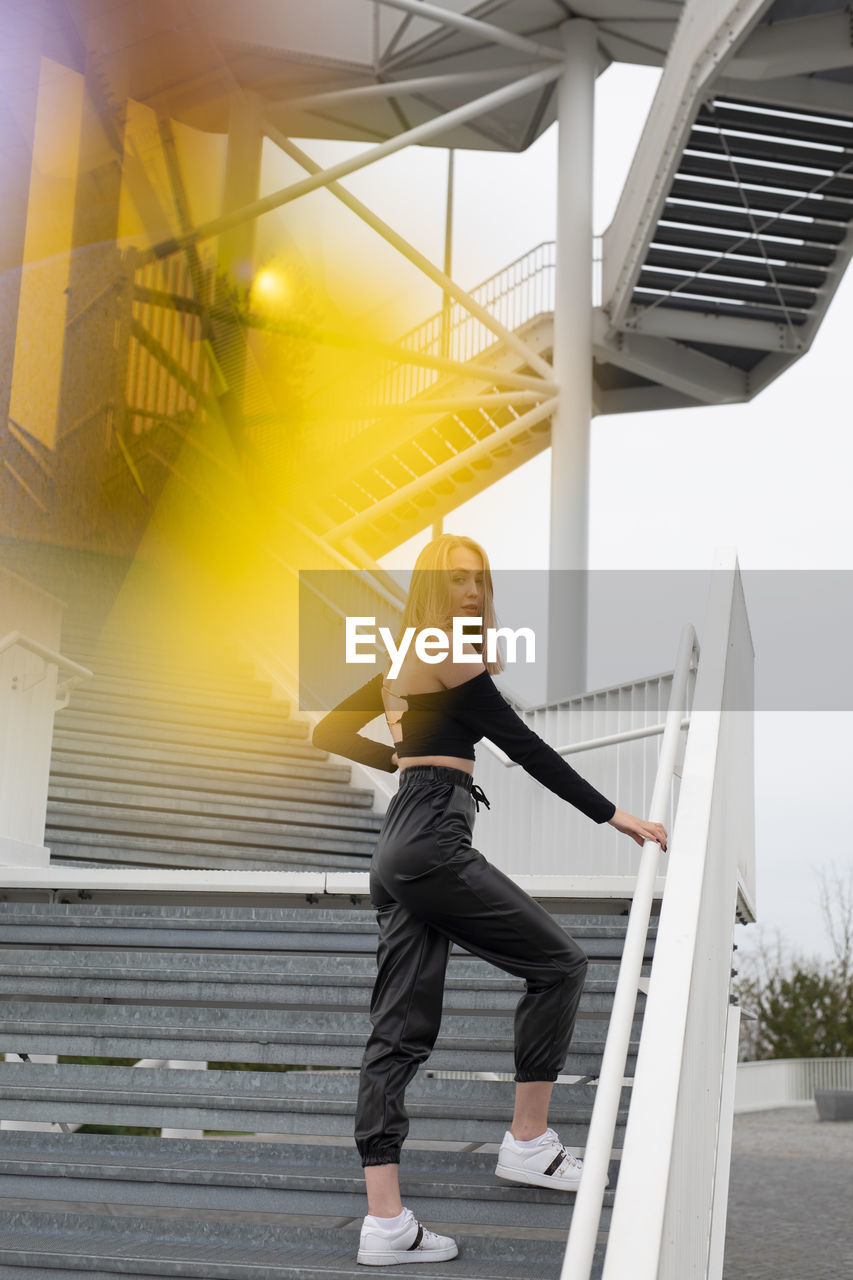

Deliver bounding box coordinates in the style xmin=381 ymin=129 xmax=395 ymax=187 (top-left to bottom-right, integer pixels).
xmin=250 ymin=265 xmax=291 ymax=312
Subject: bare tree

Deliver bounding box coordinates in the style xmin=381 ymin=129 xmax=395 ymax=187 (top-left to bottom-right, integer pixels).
xmin=816 ymin=860 xmax=853 ymax=986
xmin=733 ymin=858 xmax=853 ymax=1060
xmin=734 ymin=926 xmax=797 ymax=1061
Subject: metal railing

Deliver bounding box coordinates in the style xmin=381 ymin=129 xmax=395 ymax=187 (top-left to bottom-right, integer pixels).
xmin=121 ymin=240 xmax=560 ymax=447
xmin=598 ymin=549 xmax=755 ymax=1280
xmin=736 ymin=1057 xmax=853 ymax=1111
xmin=0 ymin=632 xmax=93 ymax=704
xmin=560 ymin=623 xmax=700 ymax=1279
xmin=366 ymin=241 xmax=556 ymax=413
xmin=472 ymin=660 xmax=693 ymax=878
xmin=118 ymin=233 xmax=609 ymax=486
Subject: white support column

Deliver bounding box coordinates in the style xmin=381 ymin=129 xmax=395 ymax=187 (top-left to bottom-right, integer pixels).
xmin=0 ymin=569 xmax=66 ymax=867
xmin=546 ymin=20 xmax=597 ymax=703
xmin=217 ymin=92 xmax=264 ymax=417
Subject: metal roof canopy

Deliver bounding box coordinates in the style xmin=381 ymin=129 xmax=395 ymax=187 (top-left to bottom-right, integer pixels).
xmin=68 ymin=0 xmax=853 ymax=412
xmin=129 ymin=1 xmax=685 ymax=150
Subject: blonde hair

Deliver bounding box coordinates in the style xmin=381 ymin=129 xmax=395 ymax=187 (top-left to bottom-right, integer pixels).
xmin=388 ymin=533 xmax=504 ymax=676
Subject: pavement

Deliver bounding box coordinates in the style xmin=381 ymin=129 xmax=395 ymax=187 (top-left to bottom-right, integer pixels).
xmin=723 ymin=1104 xmax=853 ymax=1280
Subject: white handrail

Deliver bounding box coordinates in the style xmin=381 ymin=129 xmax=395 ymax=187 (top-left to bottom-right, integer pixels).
xmin=0 ymin=631 xmax=93 ymax=676
xmin=0 ymin=631 xmax=94 ymax=699
xmin=601 ymin=550 xmax=753 ymax=1278
xmin=560 ymin=622 xmax=699 ymax=1280
xmin=481 ymin=714 xmax=691 ymax=768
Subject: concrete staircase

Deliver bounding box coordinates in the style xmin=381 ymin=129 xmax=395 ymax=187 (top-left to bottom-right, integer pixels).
xmin=0 ymin=896 xmax=653 ymax=1278
xmin=47 ymin=622 xmax=383 ymax=873
xmin=0 ymin=544 xmax=655 ymax=1277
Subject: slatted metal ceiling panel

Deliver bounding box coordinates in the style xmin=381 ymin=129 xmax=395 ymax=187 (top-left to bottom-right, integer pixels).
xmin=631 ymin=95 xmax=853 ymax=339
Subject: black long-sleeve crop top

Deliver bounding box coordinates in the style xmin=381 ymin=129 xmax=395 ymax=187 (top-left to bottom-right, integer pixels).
xmin=311 ymin=669 xmax=617 ymax=824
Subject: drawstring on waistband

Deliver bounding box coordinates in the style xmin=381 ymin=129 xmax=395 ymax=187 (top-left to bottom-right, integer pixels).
xmin=471 ymin=783 xmax=490 ymax=813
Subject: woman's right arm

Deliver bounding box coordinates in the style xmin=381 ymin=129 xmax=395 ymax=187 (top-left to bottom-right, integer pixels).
xmin=311 ymin=672 xmax=399 ymax=773
xmin=441 ymin=651 xmax=666 ymax=844
xmin=439 ymin=648 xmax=615 ymax=823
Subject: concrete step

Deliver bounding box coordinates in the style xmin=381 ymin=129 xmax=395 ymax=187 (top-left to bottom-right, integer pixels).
xmin=0 ymin=949 xmax=645 ymax=1017
xmin=44 ymin=802 xmax=375 ymax=859
xmin=0 ymin=1133 xmax=617 ymax=1231
xmin=0 ymin=903 xmax=656 ymax=957
xmin=57 ymin=634 xmax=266 ymax=675
xmin=45 ymin=797 xmax=382 ymax=848
xmin=58 ymin=699 xmax=310 ymax=742
xmin=59 ymin=626 xmax=250 ymax=668
xmin=58 ymin=650 xmax=274 ymax=698
xmin=0 ymin=1066 xmax=630 ymax=1146
xmin=44 ymin=836 xmax=369 ymax=874
xmin=60 ymin=648 xmax=260 ymax=692
xmin=50 ymin=733 xmax=355 ymax=788
xmin=0 ymin=1208 xmax=603 ymax=1279
xmin=0 ymin=1003 xmax=636 ymax=1069
xmin=47 ymin=762 xmax=376 ymax=813
xmin=53 ymin=711 xmax=336 ymax=765
xmin=71 ymin=674 xmax=292 ymax=718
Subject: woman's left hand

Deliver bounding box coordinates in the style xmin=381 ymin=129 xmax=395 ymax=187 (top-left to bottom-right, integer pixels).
xmin=607 ymin=808 xmax=667 ymax=852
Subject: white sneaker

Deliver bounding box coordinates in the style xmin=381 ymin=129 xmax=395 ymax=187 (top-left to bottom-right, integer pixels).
xmin=495 ymin=1128 xmax=606 ymax=1192
xmin=357 ymin=1206 xmax=459 ymax=1266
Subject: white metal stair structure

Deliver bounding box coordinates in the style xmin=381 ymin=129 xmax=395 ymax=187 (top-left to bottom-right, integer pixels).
xmin=47 ymin=627 xmax=385 ymax=874
xmin=0 ymin=550 xmax=650 ymax=1279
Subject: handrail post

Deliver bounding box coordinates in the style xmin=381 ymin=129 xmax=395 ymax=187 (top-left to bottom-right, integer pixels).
xmin=0 ymin=570 xmax=93 ymax=867
xmin=600 ymin=549 xmax=750 ymax=1279
xmin=560 ymin=623 xmax=698 ymax=1279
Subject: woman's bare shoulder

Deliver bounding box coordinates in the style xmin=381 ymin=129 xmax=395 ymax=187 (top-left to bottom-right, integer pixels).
xmin=436 ymin=641 xmax=487 ymax=690
xmin=385 ymin=640 xmax=485 ymax=693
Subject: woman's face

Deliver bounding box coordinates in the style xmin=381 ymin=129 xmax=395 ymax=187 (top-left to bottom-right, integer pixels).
xmin=448 ymin=547 xmax=485 ymax=620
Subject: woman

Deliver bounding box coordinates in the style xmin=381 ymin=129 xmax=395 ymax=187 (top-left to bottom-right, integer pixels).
xmin=311 ymin=534 xmax=667 ymax=1266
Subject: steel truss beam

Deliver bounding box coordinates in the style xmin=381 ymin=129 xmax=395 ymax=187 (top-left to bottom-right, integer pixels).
xmin=263 ymin=122 xmax=554 ymax=380
xmin=278 ymin=67 xmax=541 ymax=111
xmin=236 ymin=303 xmax=556 ymax=389
xmin=598 ymin=384 xmax=694 ymax=415
xmin=730 ymin=10 xmax=853 ymax=80
xmin=144 ymin=64 xmax=563 ymax=265
xmin=369 ymin=0 xmax=564 ymax=63
xmin=133 ymin=285 xmax=553 ymax=393
xmin=616 ymin=303 xmax=802 ymax=353
xmin=594 ymin=328 xmax=748 ymax=404
xmin=714 ymin=73 xmax=853 ymax=121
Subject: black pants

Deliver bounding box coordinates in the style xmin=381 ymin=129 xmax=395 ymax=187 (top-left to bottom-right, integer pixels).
xmin=354 ymin=763 xmax=588 ymax=1168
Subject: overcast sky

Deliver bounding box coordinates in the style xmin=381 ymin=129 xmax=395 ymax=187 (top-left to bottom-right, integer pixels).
xmin=273 ymin=62 xmax=853 ymax=968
